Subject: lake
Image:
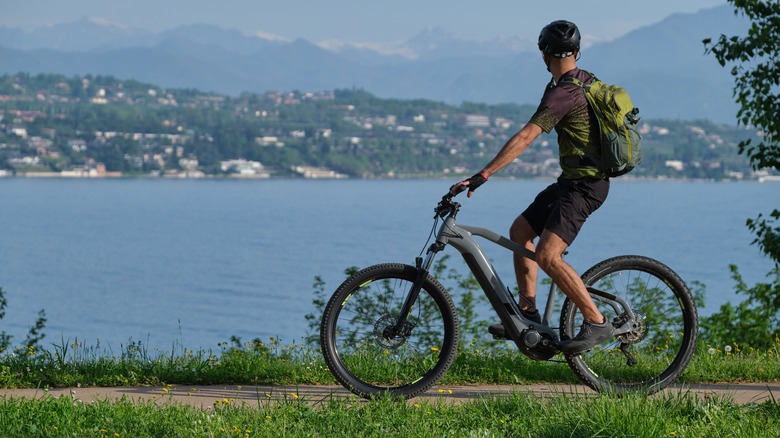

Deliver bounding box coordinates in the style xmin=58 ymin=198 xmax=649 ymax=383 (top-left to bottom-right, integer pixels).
xmin=0 ymin=178 xmax=776 ymax=351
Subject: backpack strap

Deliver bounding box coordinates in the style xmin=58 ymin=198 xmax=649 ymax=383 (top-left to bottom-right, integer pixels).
xmin=559 ymin=70 xmax=597 ymax=88
xmin=558 ymin=70 xmax=602 ymax=171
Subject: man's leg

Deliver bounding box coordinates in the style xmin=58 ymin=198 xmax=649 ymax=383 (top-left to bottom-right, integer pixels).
xmin=535 ymin=230 xmax=604 ymax=324
xmin=523 ymin=177 xmax=612 ymax=353
xmin=509 ymin=214 xmax=539 ymax=312
xmin=536 ymin=230 xmax=614 ymax=353
xmin=488 ymin=214 xmax=542 ymax=338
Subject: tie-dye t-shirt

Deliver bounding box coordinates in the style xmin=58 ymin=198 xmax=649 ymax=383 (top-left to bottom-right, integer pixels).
xmin=529 ymin=68 xmax=604 ymax=180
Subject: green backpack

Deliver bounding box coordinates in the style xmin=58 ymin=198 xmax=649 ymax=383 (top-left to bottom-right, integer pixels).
xmin=563 ymin=72 xmax=642 ymax=177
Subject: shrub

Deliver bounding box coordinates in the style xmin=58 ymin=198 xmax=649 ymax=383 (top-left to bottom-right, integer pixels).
xmin=701 ymin=265 xmax=780 ymax=350
xmin=0 ymin=287 xmax=47 ymax=354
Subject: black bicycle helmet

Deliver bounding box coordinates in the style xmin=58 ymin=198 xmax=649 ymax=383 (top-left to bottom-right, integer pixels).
xmin=538 ymin=20 xmax=580 ymax=57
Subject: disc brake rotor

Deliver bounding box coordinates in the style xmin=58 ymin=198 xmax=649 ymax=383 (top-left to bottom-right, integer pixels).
xmin=374 ymin=314 xmax=415 ymax=350
xmin=616 ymin=311 xmax=646 ymax=344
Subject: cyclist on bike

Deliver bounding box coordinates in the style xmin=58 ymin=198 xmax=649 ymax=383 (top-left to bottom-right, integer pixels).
xmin=450 ymin=20 xmax=614 ymax=355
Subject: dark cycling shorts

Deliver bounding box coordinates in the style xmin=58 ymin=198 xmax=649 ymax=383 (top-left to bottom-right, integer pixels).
xmin=521 ymin=176 xmax=610 ymax=245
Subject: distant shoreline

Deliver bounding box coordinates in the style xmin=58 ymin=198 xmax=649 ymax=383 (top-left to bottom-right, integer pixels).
xmin=1 ymin=172 xmax=777 ymax=183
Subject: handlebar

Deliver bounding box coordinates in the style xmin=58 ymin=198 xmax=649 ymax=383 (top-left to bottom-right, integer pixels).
xmin=435 ymin=192 xmax=461 ymax=218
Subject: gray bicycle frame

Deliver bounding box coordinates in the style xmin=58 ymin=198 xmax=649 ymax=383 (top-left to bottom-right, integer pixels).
xmin=409 ymin=207 xmax=638 ymax=355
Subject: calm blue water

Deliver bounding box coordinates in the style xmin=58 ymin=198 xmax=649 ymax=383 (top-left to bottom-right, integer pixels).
xmin=0 ymin=178 xmax=776 ymax=351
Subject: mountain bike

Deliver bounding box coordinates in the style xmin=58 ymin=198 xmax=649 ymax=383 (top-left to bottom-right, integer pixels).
xmin=320 ymin=191 xmax=698 ymax=400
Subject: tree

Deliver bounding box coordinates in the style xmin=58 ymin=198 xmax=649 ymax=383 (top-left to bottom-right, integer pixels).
xmin=704 ymin=0 xmax=780 ymax=264
xmin=701 ymin=0 xmax=780 ymax=347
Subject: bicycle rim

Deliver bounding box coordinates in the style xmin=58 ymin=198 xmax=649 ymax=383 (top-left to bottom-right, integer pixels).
xmin=320 ymin=264 xmax=459 ymax=399
xmin=561 ymin=256 xmax=698 ymax=394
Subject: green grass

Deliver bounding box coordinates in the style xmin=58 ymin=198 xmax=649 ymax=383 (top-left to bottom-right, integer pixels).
xmin=0 ymin=390 xmax=778 ymax=437
xmin=1 ymin=337 xmax=779 ymax=389
xmin=1 ymin=337 xmax=779 ymax=436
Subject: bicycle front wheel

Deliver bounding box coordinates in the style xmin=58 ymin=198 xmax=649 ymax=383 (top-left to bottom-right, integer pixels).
xmin=560 ymin=256 xmax=698 ymax=394
xmin=320 ymin=263 xmax=459 ymax=400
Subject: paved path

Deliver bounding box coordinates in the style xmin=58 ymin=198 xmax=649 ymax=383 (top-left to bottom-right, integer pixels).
xmin=2 ymin=383 xmax=778 ymax=408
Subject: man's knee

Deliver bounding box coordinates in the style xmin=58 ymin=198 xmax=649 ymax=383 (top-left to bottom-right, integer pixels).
xmin=535 ymin=247 xmax=562 ymax=273
xmin=535 ymin=232 xmax=569 ymax=273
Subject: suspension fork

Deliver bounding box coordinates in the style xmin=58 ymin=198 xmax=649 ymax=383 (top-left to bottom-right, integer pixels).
xmin=385 ymin=241 xmax=445 ymax=337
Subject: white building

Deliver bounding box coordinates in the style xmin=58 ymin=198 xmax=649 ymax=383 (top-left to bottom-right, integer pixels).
xmin=221 ymin=159 xmax=270 ymax=178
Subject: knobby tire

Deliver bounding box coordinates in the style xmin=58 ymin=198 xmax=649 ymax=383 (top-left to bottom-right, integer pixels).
xmin=320 ymin=263 xmax=459 ymax=400
xmin=560 ymin=255 xmax=698 ymax=395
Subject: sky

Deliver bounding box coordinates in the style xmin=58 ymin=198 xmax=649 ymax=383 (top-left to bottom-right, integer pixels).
xmin=5 ymin=0 xmax=729 ymax=43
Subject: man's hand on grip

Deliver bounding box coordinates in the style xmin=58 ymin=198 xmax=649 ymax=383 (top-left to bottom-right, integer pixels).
xmin=449 ymin=172 xmax=488 ymax=198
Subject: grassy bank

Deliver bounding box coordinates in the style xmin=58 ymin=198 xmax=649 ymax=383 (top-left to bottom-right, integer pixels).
xmin=1 ymin=390 xmax=778 ymax=437
xmin=1 ymin=337 xmax=778 ymax=389
xmin=1 ymin=338 xmax=779 ymax=436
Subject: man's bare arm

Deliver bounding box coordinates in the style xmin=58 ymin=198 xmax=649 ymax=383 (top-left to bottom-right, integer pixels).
xmin=481 ymin=122 xmax=543 ymax=178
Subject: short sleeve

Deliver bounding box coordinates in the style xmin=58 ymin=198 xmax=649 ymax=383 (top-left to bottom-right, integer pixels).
xmin=529 ymin=84 xmax=579 ymax=133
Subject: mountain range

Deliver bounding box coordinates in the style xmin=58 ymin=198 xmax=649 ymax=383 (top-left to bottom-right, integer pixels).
xmin=0 ymin=5 xmax=747 ymax=123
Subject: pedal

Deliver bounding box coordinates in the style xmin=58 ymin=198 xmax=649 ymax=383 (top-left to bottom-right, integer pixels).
xmin=488 ymin=324 xmax=509 ymax=340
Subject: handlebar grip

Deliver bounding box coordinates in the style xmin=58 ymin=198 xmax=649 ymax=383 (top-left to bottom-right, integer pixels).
xmin=448 ymin=183 xmax=467 ymax=197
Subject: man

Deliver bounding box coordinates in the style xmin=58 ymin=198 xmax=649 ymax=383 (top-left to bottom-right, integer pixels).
xmin=449 ymin=20 xmax=614 ymax=355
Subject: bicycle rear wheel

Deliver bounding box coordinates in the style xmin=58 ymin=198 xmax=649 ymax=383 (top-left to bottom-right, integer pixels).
xmin=560 ymin=255 xmax=698 ymax=394
xmin=320 ymin=263 xmax=459 ymax=399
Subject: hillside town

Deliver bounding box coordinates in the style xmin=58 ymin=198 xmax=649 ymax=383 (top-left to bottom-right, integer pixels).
xmin=0 ymin=74 xmax=771 ymax=181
